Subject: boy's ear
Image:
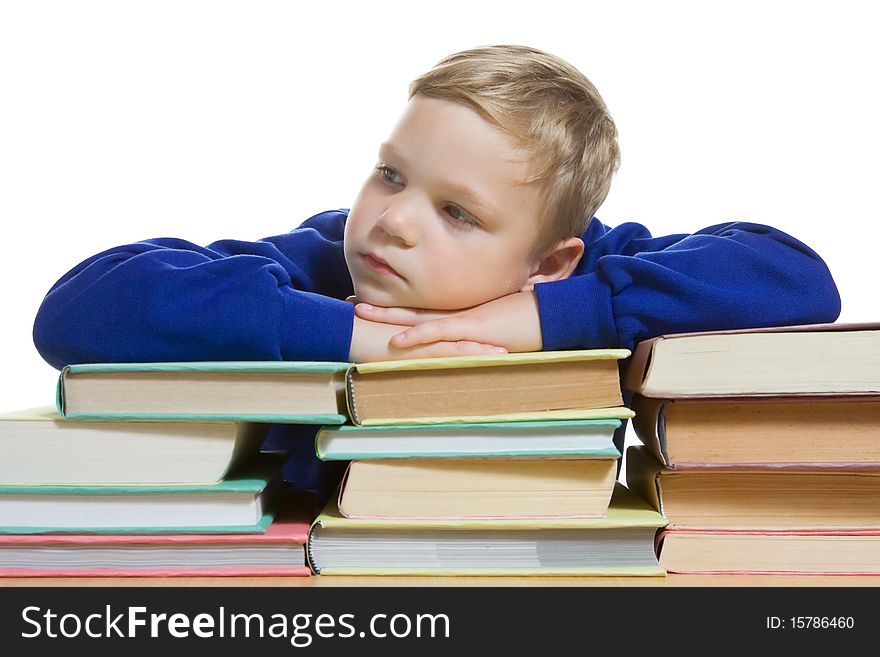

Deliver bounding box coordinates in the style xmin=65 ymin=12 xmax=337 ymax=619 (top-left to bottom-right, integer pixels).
xmin=521 ymin=237 xmax=585 ymax=291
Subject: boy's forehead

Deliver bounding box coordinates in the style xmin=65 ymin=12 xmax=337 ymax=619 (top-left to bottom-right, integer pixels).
xmin=386 ymin=97 xmax=531 ymax=168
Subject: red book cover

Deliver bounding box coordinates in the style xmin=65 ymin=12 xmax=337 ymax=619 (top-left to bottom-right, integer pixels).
xmin=0 ymin=497 xmax=313 ymax=577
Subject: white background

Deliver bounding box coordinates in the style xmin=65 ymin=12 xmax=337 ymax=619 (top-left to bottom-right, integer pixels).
xmin=1 ymin=0 xmax=877 ymax=442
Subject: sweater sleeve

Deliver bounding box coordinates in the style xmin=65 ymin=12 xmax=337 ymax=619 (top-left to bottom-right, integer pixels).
xmin=33 ymin=210 xmax=356 ymax=369
xmin=534 ymin=220 xmax=842 ymax=351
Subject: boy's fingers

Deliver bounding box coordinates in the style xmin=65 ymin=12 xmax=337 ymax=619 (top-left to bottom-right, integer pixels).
xmin=356 ymin=303 xmax=447 ymax=326
xmin=422 ymin=341 xmax=506 ymax=358
xmin=459 ymin=341 xmax=507 ymax=355
xmin=392 ymin=318 xmax=464 ymax=347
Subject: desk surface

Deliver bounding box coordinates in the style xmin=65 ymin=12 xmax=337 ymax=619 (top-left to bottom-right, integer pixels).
xmin=2 ymin=574 xmax=880 ymax=587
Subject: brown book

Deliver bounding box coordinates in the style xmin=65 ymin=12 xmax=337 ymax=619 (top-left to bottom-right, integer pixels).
xmin=337 ymin=457 xmax=618 ymax=519
xmin=346 ymin=349 xmax=632 ymax=426
xmin=657 ymin=529 xmax=880 ymax=575
xmin=626 ymin=445 xmax=880 ymax=531
xmin=623 ymin=322 xmax=880 ymax=398
xmin=631 ymin=394 xmax=880 ymax=467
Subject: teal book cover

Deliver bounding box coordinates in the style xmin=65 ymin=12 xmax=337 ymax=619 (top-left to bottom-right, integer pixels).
xmin=0 ymin=457 xmax=285 ymax=535
xmin=315 ymin=419 xmax=623 ymax=460
xmin=57 ymin=361 xmax=350 ymax=424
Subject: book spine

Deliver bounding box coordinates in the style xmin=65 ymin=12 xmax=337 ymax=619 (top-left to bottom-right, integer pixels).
xmin=345 ymin=368 xmax=362 ymax=426
xmin=622 ymin=340 xmax=656 ymax=394
xmin=56 ymin=369 xmax=69 ymax=416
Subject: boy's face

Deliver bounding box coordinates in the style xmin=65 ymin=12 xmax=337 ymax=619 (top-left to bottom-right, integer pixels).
xmin=344 ymin=96 xmax=545 ymax=310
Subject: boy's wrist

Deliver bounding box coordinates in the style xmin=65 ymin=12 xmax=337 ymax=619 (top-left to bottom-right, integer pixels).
xmin=534 ymin=274 xmax=618 ymax=350
xmin=281 ymin=291 xmax=355 ymax=362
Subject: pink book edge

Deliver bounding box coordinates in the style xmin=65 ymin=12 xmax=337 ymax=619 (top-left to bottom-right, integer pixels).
xmin=668 ymin=462 xmax=880 ymax=471
xmin=336 ymin=512 xmax=608 ymax=520
xmin=664 ymin=569 xmax=880 ymax=576
xmin=0 ymin=566 xmax=311 ymax=577
xmin=660 ymin=528 xmax=880 ymax=536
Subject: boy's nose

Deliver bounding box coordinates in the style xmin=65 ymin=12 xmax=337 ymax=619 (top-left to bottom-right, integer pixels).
xmin=376 ymin=200 xmax=419 ymax=247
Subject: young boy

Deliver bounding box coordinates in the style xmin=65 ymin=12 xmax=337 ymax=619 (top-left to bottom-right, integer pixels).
xmin=32 ymin=45 xmax=841 ymax=373
xmin=32 ymin=45 xmax=840 ymax=497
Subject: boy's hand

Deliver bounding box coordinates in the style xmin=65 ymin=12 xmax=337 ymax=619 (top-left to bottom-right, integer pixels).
xmin=349 ymin=315 xmax=508 ymax=363
xmin=352 ymin=290 xmax=543 ymax=354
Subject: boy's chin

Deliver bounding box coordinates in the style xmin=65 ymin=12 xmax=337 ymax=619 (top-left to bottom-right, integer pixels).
xmin=352 ymin=287 xmax=457 ymax=311
xmin=351 ymin=286 xmax=411 ymax=309
xmin=352 ymin=279 xmax=495 ymax=310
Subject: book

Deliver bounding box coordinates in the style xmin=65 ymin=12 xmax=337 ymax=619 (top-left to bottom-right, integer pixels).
xmin=57 ymin=361 xmax=350 ymax=423
xmin=657 ymin=529 xmax=880 ymax=575
xmin=0 ymin=457 xmax=284 ymax=534
xmin=315 ymin=419 xmax=622 ymax=460
xmin=0 ymin=497 xmax=314 ymax=577
xmin=56 ymin=350 xmax=634 ymax=425
xmin=307 ymin=483 xmax=666 ymax=575
xmin=0 ymin=406 xmax=270 ymax=485
xmin=623 ymin=322 xmax=880 ymax=398
xmin=631 ymin=394 xmax=880 ymax=467
xmin=626 ymin=445 xmax=880 ymax=530
xmin=336 ymin=456 xmax=620 ymax=519
xmin=346 ymin=350 xmax=632 ymax=425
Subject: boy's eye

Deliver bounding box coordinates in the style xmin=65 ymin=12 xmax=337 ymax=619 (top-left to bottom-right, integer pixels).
xmin=376 ymin=165 xmax=404 ymax=185
xmin=375 ymin=163 xmax=478 ymax=228
xmin=445 ymin=205 xmax=479 ymax=228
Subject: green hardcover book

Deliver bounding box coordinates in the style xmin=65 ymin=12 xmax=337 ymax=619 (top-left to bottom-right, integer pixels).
xmin=57 ymin=361 xmax=350 ymax=423
xmin=315 ymin=419 xmax=622 ymax=460
xmin=0 ymin=456 xmax=285 ymax=535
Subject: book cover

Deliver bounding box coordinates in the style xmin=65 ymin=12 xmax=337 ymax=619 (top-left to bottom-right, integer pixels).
xmin=0 ymin=457 xmax=284 ymax=534
xmin=315 ymin=419 xmax=622 ymax=460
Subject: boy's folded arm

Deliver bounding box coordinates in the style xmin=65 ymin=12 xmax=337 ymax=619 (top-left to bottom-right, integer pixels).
xmin=534 ymin=220 xmax=842 ymax=351
xmin=33 ymin=217 xmax=356 ymax=369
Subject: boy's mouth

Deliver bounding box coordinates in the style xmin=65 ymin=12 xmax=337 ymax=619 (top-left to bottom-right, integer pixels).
xmin=361 ymin=252 xmax=404 ymax=279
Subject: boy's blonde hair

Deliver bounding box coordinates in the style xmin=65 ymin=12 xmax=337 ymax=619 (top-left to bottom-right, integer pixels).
xmin=409 ymin=45 xmax=620 ymax=257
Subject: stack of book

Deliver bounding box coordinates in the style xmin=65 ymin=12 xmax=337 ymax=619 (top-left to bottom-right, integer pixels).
xmin=306 ymin=350 xmax=667 ymax=576
xmin=1 ymin=348 xmax=677 ymax=579
xmin=623 ymin=322 xmax=880 ymax=575
xmin=0 ymin=361 xmax=359 ymax=577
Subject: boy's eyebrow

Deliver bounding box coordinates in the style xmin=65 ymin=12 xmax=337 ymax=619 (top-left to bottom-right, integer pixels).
xmin=379 ymin=142 xmax=499 ymax=221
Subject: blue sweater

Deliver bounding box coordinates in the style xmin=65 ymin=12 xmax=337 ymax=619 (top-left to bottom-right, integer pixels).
xmin=33 ymin=209 xmax=841 ymax=369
